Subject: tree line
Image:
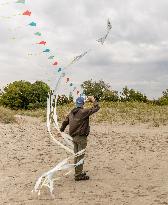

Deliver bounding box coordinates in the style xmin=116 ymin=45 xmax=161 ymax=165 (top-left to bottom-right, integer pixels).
xmin=0 ymin=80 xmax=168 ymax=110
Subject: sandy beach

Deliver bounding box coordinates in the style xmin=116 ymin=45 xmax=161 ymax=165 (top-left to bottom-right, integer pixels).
xmin=1 ymin=116 xmax=168 ymax=205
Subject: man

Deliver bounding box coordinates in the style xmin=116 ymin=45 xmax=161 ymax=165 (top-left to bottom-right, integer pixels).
xmin=60 ymin=96 xmax=100 ymax=181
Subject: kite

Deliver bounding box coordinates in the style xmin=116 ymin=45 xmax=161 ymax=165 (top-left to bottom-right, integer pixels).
xmin=29 ymin=22 xmax=36 ymax=27
xmin=58 ymin=68 xmax=62 ymax=72
xmin=66 ymin=78 xmax=70 ymax=83
xmin=43 ymin=48 xmax=50 ymax=53
xmin=97 ymin=19 xmax=112 ymax=45
xmin=31 ymin=18 xmax=112 ymax=196
xmin=53 ymin=61 xmax=58 ymax=66
xmin=66 ymin=50 xmax=90 ymax=68
xmin=48 ymin=55 xmax=54 ymax=59
xmin=34 ymin=32 xmax=42 ymax=36
xmin=37 ymin=41 xmax=46 ymax=45
xmin=32 ymin=152 xmax=85 ymax=195
xmin=22 ymin=10 xmax=31 ymax=16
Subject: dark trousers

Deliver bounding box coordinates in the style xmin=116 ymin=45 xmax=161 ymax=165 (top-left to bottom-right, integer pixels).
xmin=73 ymin=135 xmax=87 ymax=176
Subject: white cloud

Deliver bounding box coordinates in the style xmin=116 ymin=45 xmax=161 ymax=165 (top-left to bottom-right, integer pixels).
xmin=0 ymin=0 xmax=168 ymax=98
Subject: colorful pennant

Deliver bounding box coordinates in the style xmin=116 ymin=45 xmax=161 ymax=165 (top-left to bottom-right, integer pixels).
xmin=66 ymin=78 xmax=70 ymax=83
xmin=22 ymin=10 xmax=31 ymax=16
xmin=37 ymin=41 xmax=46 ymax=45
xmin=58 ymin=68 xmax=62 ymax=72
xmin=53 ymin=61 xmax=58 ymax=66
xmin=43 ymin=48 xmax=50 ymax=53
xmin=34 ymin=32 xmax=42 ymax=36
xmin=29 ymin=22 xmax=36 ymax=27
xmin=48 ymin=56 xmax=54 ymax=59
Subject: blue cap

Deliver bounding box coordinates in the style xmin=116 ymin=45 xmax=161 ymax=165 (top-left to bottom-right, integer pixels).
xmin=76 ymin=97 xmax=84 ymax=107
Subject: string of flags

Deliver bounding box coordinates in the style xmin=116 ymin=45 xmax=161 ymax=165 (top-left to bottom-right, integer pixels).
xmin=3 ymin=0 xmax=112 ymax=195
xmin=3 ymin=1 xmax=112 ymax=96
xmin=3 ymin=0 xmax=112 ymax=96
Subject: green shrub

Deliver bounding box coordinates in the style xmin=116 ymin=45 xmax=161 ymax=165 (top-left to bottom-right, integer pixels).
xmin=156 ymin=89 xmax=168 ymax=105
xmin=0 ymin=80 xmax=50 ymax=109
xmin=81 ymin=79 xmax=119 ymax=101
xmin=120 ymin=86 xmax=148 ymax=102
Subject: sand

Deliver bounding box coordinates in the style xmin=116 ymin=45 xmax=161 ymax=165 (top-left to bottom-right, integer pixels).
xmin=1 ymin=116 xmax=168 ymax=205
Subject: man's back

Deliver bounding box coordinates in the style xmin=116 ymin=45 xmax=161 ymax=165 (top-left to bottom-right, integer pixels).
xmin=60 ymin=101 xmax=100 ymax=137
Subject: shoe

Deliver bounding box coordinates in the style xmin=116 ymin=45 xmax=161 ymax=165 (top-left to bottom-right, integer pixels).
xmin=75 ymin=174 xmax=89 ymax=181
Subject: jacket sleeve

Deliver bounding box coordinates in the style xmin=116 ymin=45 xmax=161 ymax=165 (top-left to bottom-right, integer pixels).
xmin=82 ymin=101 xmax=100 ymax=119
xmin=60 ymin=115 xmax=69 ymax=132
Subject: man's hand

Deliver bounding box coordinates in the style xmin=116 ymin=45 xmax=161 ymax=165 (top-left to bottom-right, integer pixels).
xmin=87 ymin=96 xmax=95 ymax=103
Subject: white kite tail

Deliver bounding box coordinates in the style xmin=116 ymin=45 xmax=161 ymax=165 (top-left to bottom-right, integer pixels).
xmin=33 ymin=91 xmax=86 ymax=196
xmin=53 ymin=94 xmax=59 ymax=129
xmin=33 ymin=18 xmax=112 ymax=196
xmin=47 ymin=91 xmax=74 ymax=149
xmin=32 ymin=149 xmax=86 ymax=196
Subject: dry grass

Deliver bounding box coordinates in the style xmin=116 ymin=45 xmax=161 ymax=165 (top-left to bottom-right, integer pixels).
xmin=57 ymin=102 xmax=168 ymax=127
xmin=1 ymin=102 xmax=168 ymax=126
xmin=17 ymin=109 xmax=46 ymax=120
xmin=0 ymin=106 xmax=16 ymax=124
xmin=91 ymin=102 xmax=168 ymax=126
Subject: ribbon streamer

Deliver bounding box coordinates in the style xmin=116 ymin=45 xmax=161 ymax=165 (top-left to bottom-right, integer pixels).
xmin=97 ymin=19 xmax=112 ymax=45
xmin=31 ymin=19 xmax=112 ymax=196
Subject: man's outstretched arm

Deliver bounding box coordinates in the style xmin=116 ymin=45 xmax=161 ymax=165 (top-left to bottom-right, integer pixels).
xmin=60 ymin=115 xmax=69 ymax=132
xmin=82 ymin=96 xmax=100 ymax=119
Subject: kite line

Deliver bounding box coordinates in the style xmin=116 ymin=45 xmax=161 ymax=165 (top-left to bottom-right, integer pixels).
xmin=2 ymin=0 xmax=112 ymax=195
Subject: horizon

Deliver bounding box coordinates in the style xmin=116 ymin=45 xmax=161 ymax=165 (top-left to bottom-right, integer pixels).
xmin=0 ymin=78 xmax=166 ymax=100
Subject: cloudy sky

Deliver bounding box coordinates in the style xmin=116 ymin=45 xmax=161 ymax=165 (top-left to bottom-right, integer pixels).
xmin=0 ymin=0 xmax=168 ymax=99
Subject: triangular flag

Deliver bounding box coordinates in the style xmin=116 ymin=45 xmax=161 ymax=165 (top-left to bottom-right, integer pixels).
xmin=53 ymin=61 xmax=58 ymax=66
xmin=37 ymin=41 xmax=46 ymax=45
xmin=29 ymin=22 xmax=36 ymax=27
xmin=43 ymin=48 xmax=50 ymax=53
xmin=22 ymin=10 xmax=31 ymax=16
xmin=48 ymin=56 xmax=54 ymax=59
xmin=34 ymin=32 xmax=42 ymax=36
xmin=58 ymin=68 xmax=62 ymax=72
xmin=16 ymin=0 xmax=25 ymax=3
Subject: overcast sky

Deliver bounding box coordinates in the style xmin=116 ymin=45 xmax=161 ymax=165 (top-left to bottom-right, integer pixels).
xmin=0 ymin=0 xmax=168 ymax=99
